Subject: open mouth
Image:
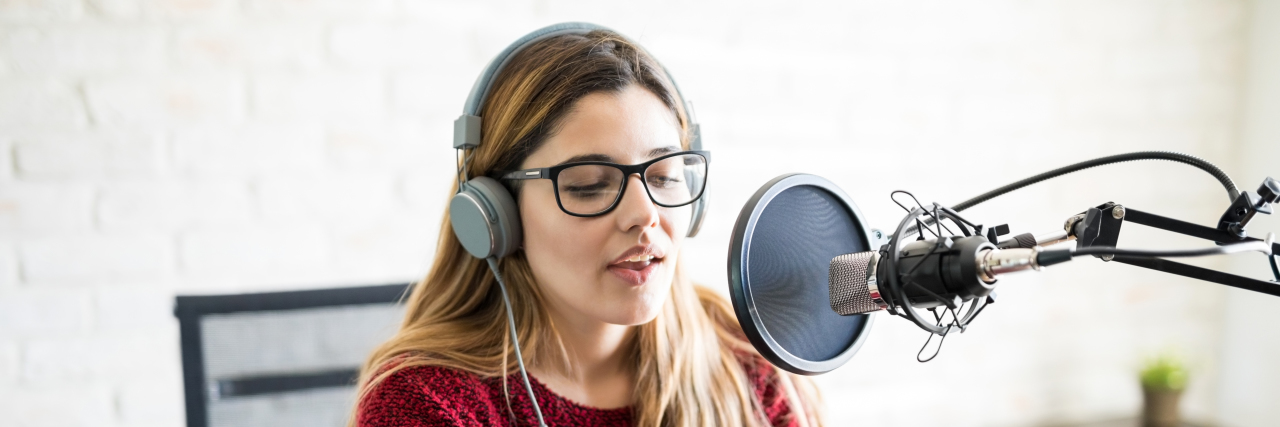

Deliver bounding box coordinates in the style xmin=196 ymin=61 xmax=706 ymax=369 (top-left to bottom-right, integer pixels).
xmin=607 ymin=255 xmax=663 ymax=286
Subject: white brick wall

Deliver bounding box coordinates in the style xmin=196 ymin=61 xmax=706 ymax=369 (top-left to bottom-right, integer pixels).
xmin=19 ymin=233 xmax=173 ymax=283
xmin=0 ymin=78 xmax=89 ymax=127
xmin=171 ymin=124 xmax=326 ymax=175
xmin=0 ymin=181 xmax=95 ymax=236
xmin=0 ymin=244 xmax=16 ymax=289
xmin=13 ymin=130 xmax=165 ymax=179
xmin=0 ymin=289 xmax=92 ymax=337
xmin=5 ymin=25 xmax=166 ymax=75
xmin=97 ymin=180 xmax=254 ymax=231
xmin=0 ymin=0 xmax=1273 ymax=426
xmin=84 ymin=74 xmax=246 ymax=126
xmin=173 ymin=23 xmax=325 ymax=70
xmin=0 ymin=385 xmax=115 ymax=427
xmin=117 ymin=379 xmax=187 ymax=427
xmin=22 ymin=333 xmax=177 ymax=382
xmin=0 ymin=339 xmax=17 ymax=385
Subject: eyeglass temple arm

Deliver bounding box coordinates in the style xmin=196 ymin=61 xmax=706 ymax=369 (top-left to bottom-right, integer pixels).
xmin=498 ymin=169 xmax=549 ymax=180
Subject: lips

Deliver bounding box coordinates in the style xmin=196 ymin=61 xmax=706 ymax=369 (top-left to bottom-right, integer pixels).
xmin=610 ymin=244 xmax=665 ymax=265
xmin=607 ymin=259 xmax=661 ymax=286
xmin=608 ymin=244 xmax=666 ymax=286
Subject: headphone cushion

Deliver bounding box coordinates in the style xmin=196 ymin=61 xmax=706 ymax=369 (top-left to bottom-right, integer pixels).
xmin=449 ymin=177 xmax=523 ymax=259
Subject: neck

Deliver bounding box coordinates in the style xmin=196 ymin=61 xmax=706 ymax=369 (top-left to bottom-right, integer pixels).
xmin=541 ymin=309 xmax=636 ymax=382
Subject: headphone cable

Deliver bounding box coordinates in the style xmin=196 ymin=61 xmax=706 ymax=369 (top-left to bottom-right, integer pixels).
xmin=486 ymin=257 xmax=548 ymax=427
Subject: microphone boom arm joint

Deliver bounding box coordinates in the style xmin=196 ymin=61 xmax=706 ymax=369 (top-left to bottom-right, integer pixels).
xmin=1070 ymin=201 xmax=1280 ymax=296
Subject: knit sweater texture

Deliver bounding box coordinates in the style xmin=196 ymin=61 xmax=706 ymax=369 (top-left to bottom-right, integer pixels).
xmin=356 ymin=357 xmax=799 ymax=427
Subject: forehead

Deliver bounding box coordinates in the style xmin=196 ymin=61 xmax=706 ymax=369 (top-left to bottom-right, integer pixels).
xmin=522 ymin=85 xmax=682 ymax=168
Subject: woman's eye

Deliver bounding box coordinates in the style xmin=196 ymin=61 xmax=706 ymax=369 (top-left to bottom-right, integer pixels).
xmin=648 ymin=175 xmax=683 ymax=188
xmin=564 ymin=182 xmax=612 ymax=198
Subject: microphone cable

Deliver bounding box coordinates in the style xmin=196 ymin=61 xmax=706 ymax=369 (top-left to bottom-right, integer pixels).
xmin=486 ymin=257 xmax=548 ymax=427
xmin=939 ymin=151 xmax=1279 ymax=281
xmin=952 ymin=151 xmax=1240 ymax=212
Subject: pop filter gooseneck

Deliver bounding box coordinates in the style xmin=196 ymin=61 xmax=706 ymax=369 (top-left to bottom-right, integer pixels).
xmin=727 ymin=174 xmax=876 ymax=375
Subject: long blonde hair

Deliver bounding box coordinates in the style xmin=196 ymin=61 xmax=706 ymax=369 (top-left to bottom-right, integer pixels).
xmin=350 ymin=29 xmax=823 ymax=427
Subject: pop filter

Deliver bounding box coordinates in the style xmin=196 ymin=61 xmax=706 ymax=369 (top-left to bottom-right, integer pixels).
xmin=727 ymin=174 xmax=876 ymax=375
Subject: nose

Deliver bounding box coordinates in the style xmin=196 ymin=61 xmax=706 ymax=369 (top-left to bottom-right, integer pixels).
xmin=614 ymin=173 xmax=660 ymax=232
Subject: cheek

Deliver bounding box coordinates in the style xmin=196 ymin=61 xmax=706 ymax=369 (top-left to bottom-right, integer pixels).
xmin=663 ymin=205 xmax=694 ymax=239
xmin=519 ymin=189 xmax=600 ymax=270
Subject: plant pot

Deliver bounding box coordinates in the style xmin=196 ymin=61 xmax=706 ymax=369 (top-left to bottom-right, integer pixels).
xmin=1141 ymin=386 xmax=1182 ymax=427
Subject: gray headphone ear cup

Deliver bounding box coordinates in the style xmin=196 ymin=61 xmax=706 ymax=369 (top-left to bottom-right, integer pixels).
xmin=449 ymin=177 xmax=523 ymax=259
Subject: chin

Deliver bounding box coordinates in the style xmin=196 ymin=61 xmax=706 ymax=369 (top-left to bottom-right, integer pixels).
xmin=601 ymin=288 xmax=669 ymax=326
xmin=609 ymin=307 xmax=664 ymax=326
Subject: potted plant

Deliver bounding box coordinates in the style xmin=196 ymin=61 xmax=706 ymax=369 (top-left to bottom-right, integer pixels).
xmin=1140 ymin=353 xmax=1188 ymax=427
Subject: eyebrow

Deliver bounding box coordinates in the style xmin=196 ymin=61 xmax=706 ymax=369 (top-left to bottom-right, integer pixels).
xmin=553 ymin=146 xmax=682 ymax=166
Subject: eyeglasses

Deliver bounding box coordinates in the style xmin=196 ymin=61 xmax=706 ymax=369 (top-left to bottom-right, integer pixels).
xmin=496 ymin=150 xmax=709 ymax=217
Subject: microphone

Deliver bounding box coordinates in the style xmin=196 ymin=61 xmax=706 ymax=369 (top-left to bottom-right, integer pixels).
xmin=830 ymin=236 xmax=1045 ymax=316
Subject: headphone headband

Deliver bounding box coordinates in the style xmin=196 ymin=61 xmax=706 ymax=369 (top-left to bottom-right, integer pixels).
xmin=463 ymin=22 xmax=603 ymax=117
xmin=453 ymin=22 xmax=700 ymax=151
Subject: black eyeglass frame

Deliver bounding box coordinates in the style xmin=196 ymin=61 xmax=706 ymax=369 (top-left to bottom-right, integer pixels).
xmin=495 ymin=150 xmax=710 ymax=218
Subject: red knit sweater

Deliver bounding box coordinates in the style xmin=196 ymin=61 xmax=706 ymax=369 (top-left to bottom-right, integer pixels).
xmin=356 ymin=358 xmax=799 ymax=427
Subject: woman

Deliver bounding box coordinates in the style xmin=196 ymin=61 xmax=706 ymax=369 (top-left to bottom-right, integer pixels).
xmin=351 ymin=24 xmax=823 ymax=427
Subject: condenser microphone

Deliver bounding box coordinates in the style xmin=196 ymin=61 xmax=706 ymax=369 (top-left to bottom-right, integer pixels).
xmin=829 ymin=238 xmax=1046 ymax=316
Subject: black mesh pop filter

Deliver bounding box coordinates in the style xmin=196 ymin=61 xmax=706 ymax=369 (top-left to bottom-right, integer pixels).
xmin=727 ymin=174 xmax=875 ymax=375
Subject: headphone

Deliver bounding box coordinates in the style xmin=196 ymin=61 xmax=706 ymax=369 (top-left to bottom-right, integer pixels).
xmin=448 ymin=22 xmax=708 ymax=260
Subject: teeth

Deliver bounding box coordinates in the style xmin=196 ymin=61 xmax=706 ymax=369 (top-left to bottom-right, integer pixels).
xmin=626 ymin=254 xmax=654 ymax=262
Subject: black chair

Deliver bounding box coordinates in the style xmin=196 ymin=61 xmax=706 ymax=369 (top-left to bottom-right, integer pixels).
xmin=174 ymin=283 xmax=413 ymax=427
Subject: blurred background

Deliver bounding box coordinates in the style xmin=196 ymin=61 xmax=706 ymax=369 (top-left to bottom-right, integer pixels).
xmin=1 ymin=0 xmax=1278 ymax=426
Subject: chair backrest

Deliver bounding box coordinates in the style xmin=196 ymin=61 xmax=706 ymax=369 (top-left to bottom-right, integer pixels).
xmin=174 ymin=283 xmax=412 ymax=427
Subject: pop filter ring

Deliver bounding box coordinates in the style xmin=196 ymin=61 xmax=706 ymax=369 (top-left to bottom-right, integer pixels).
xmin=728 ymin=173 xmax=876 ymax=375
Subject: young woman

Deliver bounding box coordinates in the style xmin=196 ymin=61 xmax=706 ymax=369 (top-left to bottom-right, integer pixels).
xmin=350 ymin=24 xmax=823 ymax=427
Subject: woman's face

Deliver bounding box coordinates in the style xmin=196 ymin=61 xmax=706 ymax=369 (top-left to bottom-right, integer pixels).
xmin=517 ymin=84 xmax=691 ymax=327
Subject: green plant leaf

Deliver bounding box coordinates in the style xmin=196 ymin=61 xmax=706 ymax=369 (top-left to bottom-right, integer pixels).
xmin=1140 ymin=354 xmax=1188 ymax=392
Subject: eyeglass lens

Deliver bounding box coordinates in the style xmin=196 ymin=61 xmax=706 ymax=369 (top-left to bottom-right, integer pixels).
xmin=555 ymin=153 xmax=707 ymax=216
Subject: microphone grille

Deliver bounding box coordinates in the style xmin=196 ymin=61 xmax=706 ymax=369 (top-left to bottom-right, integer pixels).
xmin=829 ymin=251 xmax=887 ymax=316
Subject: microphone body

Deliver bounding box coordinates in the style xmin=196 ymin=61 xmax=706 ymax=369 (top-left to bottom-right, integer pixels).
xmin=831 ymin=236 xmax=1045 ymax=316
